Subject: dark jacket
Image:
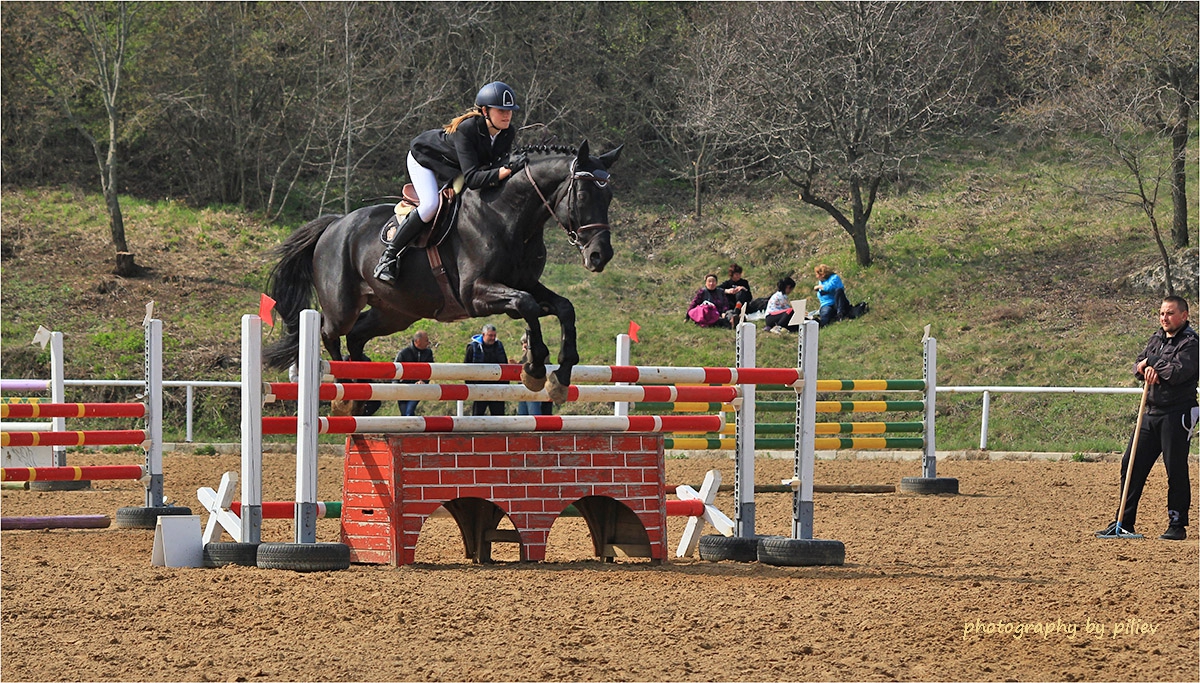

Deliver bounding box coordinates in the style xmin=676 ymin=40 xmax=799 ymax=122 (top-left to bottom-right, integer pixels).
xmin=394 ymin=343 xmax=434 ymax=384
xmin=718 ymin=277 xmax=753 ymax=306
xmin=1135 ymin=321 xmax=1199 ymax=413
xmin=689 ymin=286 xmax=731 ymax=315
xmin=410 ymin=115 xmax=515 ymax=189
xmin=464 ymin=334 xmax=509 ymax=385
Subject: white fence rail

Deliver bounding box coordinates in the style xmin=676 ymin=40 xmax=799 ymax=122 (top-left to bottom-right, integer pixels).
xmin=936 ymin=386 xmax=1142 ymax=450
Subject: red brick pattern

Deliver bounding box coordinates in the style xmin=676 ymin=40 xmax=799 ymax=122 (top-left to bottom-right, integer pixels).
xmin=341 ymin=433 xmax=666 ymax=565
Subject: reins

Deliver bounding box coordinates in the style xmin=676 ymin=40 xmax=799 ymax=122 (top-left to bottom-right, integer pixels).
xmin=524 ymin=160 xmax=610 ymax=248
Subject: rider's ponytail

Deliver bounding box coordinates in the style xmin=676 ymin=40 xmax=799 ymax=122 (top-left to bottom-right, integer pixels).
xmin=444 ymin=107 xmax=484 ymax=134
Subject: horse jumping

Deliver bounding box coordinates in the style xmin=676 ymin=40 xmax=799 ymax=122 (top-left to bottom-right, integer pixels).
xmin=263 ymin=141 xmax=621 ymax=407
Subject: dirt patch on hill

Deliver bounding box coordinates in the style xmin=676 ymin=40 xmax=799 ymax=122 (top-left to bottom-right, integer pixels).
xmin=2 ymin=452 xmax=1196 ymax=682
xmin=0 ymin=188 xmax=272 ymax=381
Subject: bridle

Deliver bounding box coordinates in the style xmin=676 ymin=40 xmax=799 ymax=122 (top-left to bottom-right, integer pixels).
xmin=525 ymin=159 xmax=611 ymax=248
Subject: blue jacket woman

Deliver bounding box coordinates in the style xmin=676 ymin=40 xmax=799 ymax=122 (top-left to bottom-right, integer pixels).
xmin=813 ymin=264 xmax=844 ymax=327
xmin=375 ymin=81 xmax=526 ymax=283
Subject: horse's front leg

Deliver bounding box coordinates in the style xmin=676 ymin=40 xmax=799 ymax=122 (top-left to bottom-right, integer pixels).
xmin=467 ymin=281 xmax=550 ymax=393
xmin=527 ymin=283 xmax=577 ymax=405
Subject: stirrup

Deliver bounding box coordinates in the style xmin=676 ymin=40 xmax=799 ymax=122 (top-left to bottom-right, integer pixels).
xmin=374 ymin=256 xmax=397 ymax=282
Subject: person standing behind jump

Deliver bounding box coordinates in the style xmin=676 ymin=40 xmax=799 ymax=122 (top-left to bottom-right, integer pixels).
xmin=1099 ymin=295 xmax=1198 ymax=540
xmin=394 ymin=330 xmax=434 ymax=416
xmin=464 ymin=324 xmax=508 ymax=416
xmin=374 ymin=81 xmax=527 ymax=283
xmin=812 ymin=264 xmax=844 ymax=327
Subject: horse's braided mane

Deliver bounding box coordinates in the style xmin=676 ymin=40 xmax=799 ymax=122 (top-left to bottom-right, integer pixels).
xmin=514 ymin=144 xmax=578 ymax=157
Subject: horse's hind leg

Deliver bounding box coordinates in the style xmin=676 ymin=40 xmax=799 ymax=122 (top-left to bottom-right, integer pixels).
xmin=339 ymin=309 xmax=415 ymax=416
xmin=346 ymin=308 xmax=415 ymax=362
xmin=316 ymin=281 xmax=365 ymax=363
xmin=322 ymin=327 xmax=344 ymax=362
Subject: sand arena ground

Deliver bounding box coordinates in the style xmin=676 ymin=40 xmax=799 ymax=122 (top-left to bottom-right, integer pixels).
xmin=1 ymin=450 xmax=1196 ymax=682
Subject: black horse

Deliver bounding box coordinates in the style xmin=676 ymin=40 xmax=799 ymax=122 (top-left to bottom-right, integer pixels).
xmin=263 ymin=141 xmax=620 ymax=406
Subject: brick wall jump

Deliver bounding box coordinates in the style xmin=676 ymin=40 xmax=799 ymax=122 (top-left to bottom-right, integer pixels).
xmin=341 ymin=432 xmax=666 ymax=565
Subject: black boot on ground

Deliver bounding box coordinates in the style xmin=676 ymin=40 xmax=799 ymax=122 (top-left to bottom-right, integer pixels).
xmin=1097 ymin=520 xmax=1134 ymax=536
xmin=1159 ymin=525 xmax=1186 ymax=540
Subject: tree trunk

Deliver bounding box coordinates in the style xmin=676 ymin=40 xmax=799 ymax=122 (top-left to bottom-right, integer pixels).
xmin=106 ymin=186 xmax=136 ymax=276
xmin=1170 ymin=97 xmax=1189 ymax=249
xmin=104 ymin=101 xmax=136 ymax=277
xmin=793 ymin=179 xmax=875 ymax=268
xmin=849 ymin=222 xmax=872 ymax=267
xmin=1145 ymin=206 xmax=1175 ymax=297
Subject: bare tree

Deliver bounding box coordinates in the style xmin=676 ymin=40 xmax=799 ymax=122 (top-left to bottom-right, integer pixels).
xmin=1007 ymin=2 xmax=1199 ymax=293
xmin=715 ymin=2 xmax=995 ymax=266
xmin=9 ymin=2 xmax=144 ymax=275
xmin=650 ymin=18 xmax=765 ymax=218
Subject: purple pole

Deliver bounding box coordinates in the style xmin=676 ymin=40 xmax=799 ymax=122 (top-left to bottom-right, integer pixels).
xmin=1 ymin=380 xmax=50 ymax=393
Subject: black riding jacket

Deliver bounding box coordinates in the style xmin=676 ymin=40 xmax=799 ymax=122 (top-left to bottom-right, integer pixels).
xmin=1135 ymin=321 xmax=1199 ymax=414
xmin=410 ymin=115 xmax=515 ymax=190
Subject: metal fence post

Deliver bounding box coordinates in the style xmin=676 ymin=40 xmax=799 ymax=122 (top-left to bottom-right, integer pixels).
xmin=980 ymin=390 xmax=990 ymax=451
xmin=734 ymin=321 xmax=756 ymax=538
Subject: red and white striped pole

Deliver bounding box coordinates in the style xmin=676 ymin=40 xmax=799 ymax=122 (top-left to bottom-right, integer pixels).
xmin=265 ymin=382 xmax=740 ymax=405
xmin=262 ymin=414 xmax=725 ymax=435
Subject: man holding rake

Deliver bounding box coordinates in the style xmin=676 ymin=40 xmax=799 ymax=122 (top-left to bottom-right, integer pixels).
xmin=1098 ymin=295 xmax=1198 ymax=541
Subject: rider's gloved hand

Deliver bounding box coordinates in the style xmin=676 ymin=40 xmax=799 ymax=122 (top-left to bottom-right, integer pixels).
xmin=506 ymin=152 xmax=528 ymax=173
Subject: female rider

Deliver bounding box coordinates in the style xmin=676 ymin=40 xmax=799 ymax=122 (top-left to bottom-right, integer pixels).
xmin=374 ymin=81 xmax=527 ymax=283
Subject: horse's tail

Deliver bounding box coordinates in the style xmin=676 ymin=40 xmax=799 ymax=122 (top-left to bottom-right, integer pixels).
xmin=262 ymin=214 xmax=341 ymax=369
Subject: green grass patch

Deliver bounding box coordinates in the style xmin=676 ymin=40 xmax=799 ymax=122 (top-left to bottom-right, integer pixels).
xmin=2 ymin=136 xmax=1196 ymax=453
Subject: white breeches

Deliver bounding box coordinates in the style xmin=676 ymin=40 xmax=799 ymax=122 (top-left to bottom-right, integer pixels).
xmin=407 ymin=152 xmax=441 ymax=223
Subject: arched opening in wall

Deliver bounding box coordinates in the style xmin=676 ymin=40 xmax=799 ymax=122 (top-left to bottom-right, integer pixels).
xmin=412 ymin=498 xmax=522 ymax=563
xmin=547 ymin=495 xmax=655 ymax=563
xmin=543 ymin=504 xmax=597 ymax=562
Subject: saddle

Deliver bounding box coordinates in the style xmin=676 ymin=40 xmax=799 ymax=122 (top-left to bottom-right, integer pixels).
xmin=378 ymin=175 xmax=469 ymax=321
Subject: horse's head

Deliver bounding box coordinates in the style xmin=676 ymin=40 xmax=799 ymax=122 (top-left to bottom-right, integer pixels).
xmin=527 ymin=140 xmax=621 ymax=273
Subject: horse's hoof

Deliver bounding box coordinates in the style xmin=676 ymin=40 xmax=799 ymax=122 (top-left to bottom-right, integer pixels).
xmin=547 ymin=373 xmax=569 ymax=406
xmin=521 ymin=367 xmax=547 ymax=393
xmin=330 ymin=399 xmax=353 ymax=417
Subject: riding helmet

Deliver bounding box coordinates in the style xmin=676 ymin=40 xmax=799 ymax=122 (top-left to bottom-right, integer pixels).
xmin=475 ymin=81 xmax=520 ymax=111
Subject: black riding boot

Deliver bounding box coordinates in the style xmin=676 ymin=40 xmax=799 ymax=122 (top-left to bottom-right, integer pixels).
xmin=373 ymin=210 xmax=427 ymax=283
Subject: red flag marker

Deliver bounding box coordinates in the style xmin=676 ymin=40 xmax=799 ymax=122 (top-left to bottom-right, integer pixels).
xmin=628 ymin=320 xmax=641 ymax=343
xmin=259 ymin=293 xmax=277 ymax=327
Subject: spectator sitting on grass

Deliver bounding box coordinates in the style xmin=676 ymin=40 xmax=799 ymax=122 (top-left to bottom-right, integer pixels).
xmin=687 ymin=274 xmax=736 ymax=329
xmin=765 ymin=277 xmax=799 ymax=333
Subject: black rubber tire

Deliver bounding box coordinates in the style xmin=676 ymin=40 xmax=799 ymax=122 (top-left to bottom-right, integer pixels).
xmin=203 ymin=542 xmax=260 ymax=568
xmin=256 ymin=542 xmax=351 ymax=572
xmin=698 ymin=534 xmax=780 ymax=563
xmin=29 ymin=480 xmax=92 ymax=492
xmin=898 ymin=476 xmax=959 ymax=495
xmin=757 ymin=537 xmax=846 ymax=566
xmin=113 ymin=505 xmax=194 ymax=529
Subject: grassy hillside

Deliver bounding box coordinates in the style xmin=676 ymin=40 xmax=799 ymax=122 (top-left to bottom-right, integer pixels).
xmin=1 ymin=140 xmax=1196 ymax=452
